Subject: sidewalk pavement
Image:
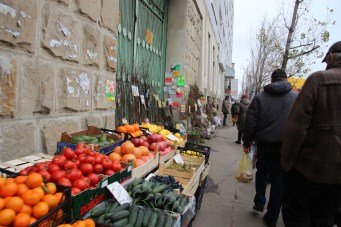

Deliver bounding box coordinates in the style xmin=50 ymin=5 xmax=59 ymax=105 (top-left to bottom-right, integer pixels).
xmin=193 ymin=126 xmax=285 ymax=227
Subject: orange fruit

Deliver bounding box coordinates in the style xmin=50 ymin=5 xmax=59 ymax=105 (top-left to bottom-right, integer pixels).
xmin=132 ymin=147 xmax=142 ymax=159
xmin=57 ymin=224 xmax=73 ymax=227
xmin=13 ymin=213 xmax=31 ymax=227
xmin=29 ymin=217 xmax=37 ymax=224
xmin=5 ymin=196 xmax=24 ymax=213
xmin=148 ymin=152 xmax=155 ymax=159
xmin=109 ymin=152 xmax=121 ymax=162
xmin=121 ymin=141 xmax=134 ymax=155
xmin=0 ymin=208 xmax=16 ymax=225
xmin=139 ymin=146 xmax=150 ymax=156
xmin=124 ymin=125 xmax=135 ymax=133
xmin=141 ymin=156 xmax=151 ymax=163
xmin=0 ymin=177 xmax=6 ymax=185
xmin=42 ymin=194 xmax=58 ymax=209
xmin=6 ymin=178 xmax=14 ymax=183
xmin=33 ymin=202 xmax=49 ymax=218
xmin=134 ymin=159 xmax=145 ymax=168
xmin=73 ymin=221 xmax=87 ymax=227
xmin=113 ymin=146 xmax=122 ymax=155
xmin=132 ymin=123 xmax=139 ymax=131
xmin=19 ymin=204 xmax=32 ymax=215
xmin=55 ymin=192 xmax=64 ymax=204
xmin=117 ymin=126 xmax=127 ymax=133
xmin=0 ymin=198 xmax=5 ymax=210
xmin=0 ymin=182 xmax=18 ymax=198
xmin=14 ymin=176 xmax=27 ymax=184
xmin=16 ymin=183 xmax=29 ymax=197
xmin=83 ymin=218 xmax=95 ymax=227
xmin=46 ymin=182 xmax=57 ymax=195
xmin=26 ymin=173 xmax=43 ymax=189
xmin=22 ymin=190 xmax=41 ymax=206
xmin=121 ymin=154 xmax=136 ymax=163
xmin=33 ymin=187 xmax=45 ymax=199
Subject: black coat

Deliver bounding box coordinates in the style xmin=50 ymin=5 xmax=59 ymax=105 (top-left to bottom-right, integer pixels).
xmin=237 ymin=99 xmax=250 ymax=132
xmin=242 ymin=81 xmax=297 ymax=147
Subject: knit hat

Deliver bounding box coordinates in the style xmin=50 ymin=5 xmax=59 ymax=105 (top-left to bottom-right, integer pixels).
xmin=322 ymin=41 xmax=341 ymax=62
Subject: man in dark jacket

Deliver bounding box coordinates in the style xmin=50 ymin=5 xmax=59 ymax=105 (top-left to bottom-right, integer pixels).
xmin=243 ymin=69 xmax=297 ymax=227
xmin=236 ymin=95 xmax=250 ymax=144
xmin=281 ymin=41 xmax=341 ymax=226
xmin=231 ymin=101 xmax=240 ymax=126
xmin=222 ymin=96 xmax=229 ymax=126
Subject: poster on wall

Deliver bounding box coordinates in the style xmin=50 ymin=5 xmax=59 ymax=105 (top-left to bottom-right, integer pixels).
xmin=230 ymin=79 xmax=239 ymax=98
xmin=106 ymin=80 xmax=115 ymax=101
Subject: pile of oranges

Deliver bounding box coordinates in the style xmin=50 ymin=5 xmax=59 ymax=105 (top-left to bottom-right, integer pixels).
xmin=116 ymin=124 xmax=144 ymax=137
xmin=0 ymin=173 xmax=63 ymax=226
xmin=57 ymin=219 xmax=95 ymax=227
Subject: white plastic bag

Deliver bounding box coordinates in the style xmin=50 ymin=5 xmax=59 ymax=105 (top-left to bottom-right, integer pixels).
xmin=236 ymin=153 xmax=253 ymax=183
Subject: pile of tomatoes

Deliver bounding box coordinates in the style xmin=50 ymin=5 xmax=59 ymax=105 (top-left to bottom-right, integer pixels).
xmin=19 ymin=144 xmax=124 ymax=196
xmin=0 ymin=173 xmax=63 ymax=226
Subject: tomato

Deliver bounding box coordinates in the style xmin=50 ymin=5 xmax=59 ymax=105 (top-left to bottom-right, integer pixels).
xmin=52 ymin=155 xmax=67 ymax=167
xmin=62 ymin=147 xmax=77 ymax=160
xmin=71 ymin=187 xmax=81 ymax=196
xmin=104 ymin=169 xmax=115 ymax=176
xmin=79 ymin=163 xmax=93 ymax=175
xmin=83 ymin=156 xmax=95 ymax=164
xmin=87 ymin=173 xmax=100 ymax=186
xmin=75 ymin=144 xmax=85 ymax=155
xmin=57 ymin=178 xmax=72 ymax=187
xmin=36 ymin=163 xmax=49 ymax=172
xmin=66 ymin=169 xmax=83 ymax=181
xmin=51 ymin=170 xmax=66 ymax=183
xmin=93 ymin=164 xmax=103 ymax=174
xmin=39 ymin=170 xmax=51 ymax=182
xmin=73 ymin=159 xmax=80 ymax=167
xmin=63 ymin=160 xmax=77 ymax=171
xmin=48 ymin=164 xmax=60 ymax=173
xmin=94 ymin=155 xmax=104 ymax=164
xmin=112 ymin=161 xmax=122 ymax=172
xmin=78 ymin=154 xmax=86 ymax=163
xmin=73 ymin=179 xmax=89 ymax=191
xmin=101 ymin=159 xmax=113 ymax=170
xmin=85 ymin=149 xmax=94 ymax=156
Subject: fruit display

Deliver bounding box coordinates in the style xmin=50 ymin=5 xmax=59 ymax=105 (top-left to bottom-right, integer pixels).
xmin=86 ymin=199 xmax=177 ymax=227
xmin=144 ymin=134 xmax=174 ymax=156
xmin=166 ymin=162 xmax=199 ymax=173
xmin=149 ymin=175 xmax=184 ymax=192
xmin=180 ymin=150 xmax=204 ymax=158
xmin=128 ymin=179 xmax=189 ymax=214
xmin=0 ymin=173 xmax=64 ymax=226
xmin=57 ymin=219 xmax=95 ymax=227
xmin=141 ymin=122 xmax=163 ymax=134
xmin=111 ymin=141 xmax=156 ymax=168
xmin=71 ymin=134 xmax=115 ymax=147
xmin=117 ymin=124 xmax=144 ymax=137
xmin=18 ymin=144 xmax=125 ymax=196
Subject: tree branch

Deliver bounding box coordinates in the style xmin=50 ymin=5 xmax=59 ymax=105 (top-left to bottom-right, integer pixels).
xmin=290 ymin=42 xmax=314 ymax=49
xmin=289 ymin=45 xmax=320 ymax=59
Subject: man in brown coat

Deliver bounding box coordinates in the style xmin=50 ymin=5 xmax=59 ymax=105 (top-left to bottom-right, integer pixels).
xmin=281 ymin=41 xmax=341 ymax=226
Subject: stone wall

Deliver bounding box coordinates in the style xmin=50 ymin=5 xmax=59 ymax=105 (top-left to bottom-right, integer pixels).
xmin=0 ymin=0 xmax=119 ymax=161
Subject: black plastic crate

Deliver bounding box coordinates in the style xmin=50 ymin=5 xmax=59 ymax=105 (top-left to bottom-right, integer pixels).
xmin=0 ymin=167 xmax=18 ymax=178
xmin=195 ymin=177 xmax=207 ymax=212
xmin=181 ymin=142 xmax=211 ymax=164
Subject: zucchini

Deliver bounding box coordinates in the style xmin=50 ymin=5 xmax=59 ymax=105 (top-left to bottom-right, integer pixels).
xmin=111 ymin=210 xmax=130 ymax=221
xmin=147 ymin=211 xmax=158 ymax=227
xmin=164 ymin=215 xmax=174 ymax=227
xmin=152 ymin=184 xmax=168 ymax=193
xmin=134 ymin=208 xmax=144 ymax=227
xmin=156 ymin=213 xmax=165 ymax=227
xmin=113 ymin=203 xmax=130 ymax=213
xmin=112 ymin=218 xmax=129 ymax=227
xmin=128 ymin=205 xmax=138 ymax=225
xmin=142 ymin=208 xmax=152 ymax=227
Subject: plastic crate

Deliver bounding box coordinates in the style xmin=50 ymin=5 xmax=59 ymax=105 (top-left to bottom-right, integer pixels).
xmin=194 ymin=177 xmax=207 ymax=212
xmin=183 ymin=142 xmax=211 ymax=164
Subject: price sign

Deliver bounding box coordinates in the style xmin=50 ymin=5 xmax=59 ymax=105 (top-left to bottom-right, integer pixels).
xmin=173 ymin=154 xmax=184 ymax=164
xmin=167 ymin=134 xmax=179 ymax=142
xmin=107 ymin=182 xmax=132 ymax=205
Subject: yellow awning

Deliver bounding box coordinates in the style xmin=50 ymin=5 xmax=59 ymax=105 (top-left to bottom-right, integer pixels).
xmin=288 ymin=77 xmax=305 ymax=90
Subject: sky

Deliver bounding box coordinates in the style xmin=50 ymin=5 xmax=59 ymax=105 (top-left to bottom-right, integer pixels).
xmin=232 ymin=0 xmax=341 ymax=94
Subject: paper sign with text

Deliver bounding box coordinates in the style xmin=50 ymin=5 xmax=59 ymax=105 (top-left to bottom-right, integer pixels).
xmin=174 ymin=154 xmax=184 ymax=164
xmin=107 ymin=182 xmax=132 ymax=205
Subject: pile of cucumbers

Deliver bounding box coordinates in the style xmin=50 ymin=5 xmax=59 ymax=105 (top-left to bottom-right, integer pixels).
xmin=128 ymin=178 xmax=189 ymax=214
xmin=89 ymin=200 xmax=177 ymax=227
xmin=71 ymin=134 xmax=115 ymax=147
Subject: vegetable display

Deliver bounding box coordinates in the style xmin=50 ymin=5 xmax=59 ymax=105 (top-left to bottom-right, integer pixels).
xmin=166 ymin=162 xmax=199 ymax=173
xmin=71 ymin=134 xmax=115 ymax=147
xmin=149 ymin=176 xmax=183 ymax=192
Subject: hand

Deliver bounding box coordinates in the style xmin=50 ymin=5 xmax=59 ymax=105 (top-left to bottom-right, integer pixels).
xmin=243 ymin=146 xmax=250 ymax=154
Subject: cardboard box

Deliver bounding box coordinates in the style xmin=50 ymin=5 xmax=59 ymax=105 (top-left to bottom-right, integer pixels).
xmin=131 ymin=152 xmax=159 ymax=179
xmin=57 ymin=126 xmax=124 ymax=154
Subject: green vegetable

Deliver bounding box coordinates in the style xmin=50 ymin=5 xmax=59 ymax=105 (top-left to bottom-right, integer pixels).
xmin=112 ymin=218 xmax=129 ymax=227
xmin=142 ymin=208 xmax=152 ymax=227
xmin=71 ymin=136 xmax=85 ymax=143
xmin=172 ymin=201 xmax=180 ymax=212
xmin=147 ymin=212 xmax=158 ymax=227
xmin=111 ymin=210 xmax=130 ymax=221
xmin=96 ymin=213 xmax=107 ymax=224
xmin=128 ymin=205 xmax=138 ymax=225
xmin=164 ymin=215 xmax=174 ymax=227
xmin=179 ymin=197 xmax=187 ymax=208
xmin=132 ymin=178 xmax=143 ymax=186
xmin=152 ymin=184 xmax=168 ymax=193
xmin=134 ymin=208 xmax=144 ymax=227
xmin=90 ymin=206 xmax=106 ymax=218
xmin=156 ymin=213 xmax=165 ymax=227
xmin=113 ymin=203 xmax=130 ymax=213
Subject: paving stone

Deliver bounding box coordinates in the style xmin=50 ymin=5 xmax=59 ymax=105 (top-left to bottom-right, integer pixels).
xmin=41 ymin=3 xmax=81 ymax=62
xmin=0 ymin=55 xmax=16 ymax=118
xmin=0 ymin=0 xmax=38 ymax=52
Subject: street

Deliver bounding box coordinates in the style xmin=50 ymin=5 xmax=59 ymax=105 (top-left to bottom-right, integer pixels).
xmin=193 ymin=125 xmax=285 ymax=227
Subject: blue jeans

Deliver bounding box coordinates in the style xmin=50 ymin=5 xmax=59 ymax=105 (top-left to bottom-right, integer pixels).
xmin=223 ymin=112 xmax=228 ymax=126
xmin=254 ymin=142 xmax=283 ymax=224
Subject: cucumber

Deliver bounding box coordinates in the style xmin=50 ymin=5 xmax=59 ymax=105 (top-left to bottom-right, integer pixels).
xmin=145 ymin=193 xmax=154 ymax=201
xmin=96 ymin=213 xmax=107 ymax=224
xmin=164 ymin=215 xmax=174 ymax=227
xmin=111 ymin=210 xmax=130 ymax=221
xmin=128 ymin=205 xmax=138 ymax=225
xmin=152 ymin=184 xmax=168 ymax=193
xmin=132 ymin=178 xmax=143 ymax=186
xmin=134 ymin=208 xmax=144 ymax=227
xmin=108 ymin=202 xmax=120 ymax=213
xmin=156 ymin=213 xmax=165 ymax=227
xmin=179 ymin=197 xmax=187 ymax=208
xmin=147 ymin=211 xmax=158 ymax=227
xmin=113 ymin=203 xmax=130 ymax=213
xmin=125 ymin=224 xmax=133 ymax=227
xmin=172 ymin=201 xmax=180 ymax=212
xmin=90 ymin=206 xmax=106 ymax=218
xmin=112 ymin=218 xmax=129 ymax=227
xmin=142 ymin=208 xmax=152 ymax=227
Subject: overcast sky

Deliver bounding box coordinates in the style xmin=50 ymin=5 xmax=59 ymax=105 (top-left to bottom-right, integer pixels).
xmin=232 ymin=0 xmax=341 ymax=94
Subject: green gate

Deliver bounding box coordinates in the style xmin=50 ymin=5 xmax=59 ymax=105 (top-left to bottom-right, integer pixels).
xmin=116 ymin=0 xmax=168 ymax=125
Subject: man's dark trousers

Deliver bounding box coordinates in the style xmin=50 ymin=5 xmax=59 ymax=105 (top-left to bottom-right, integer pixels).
xmin=223 ymin=112 xmax=228 ymax=126
xmin=282 ymin=169 xmax=341 ymax=227
xmin=254 ymin=142 xmax=283 ymax=225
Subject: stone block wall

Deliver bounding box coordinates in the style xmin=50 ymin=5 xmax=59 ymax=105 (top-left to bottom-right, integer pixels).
xmin=0 ymin=0 xmax=119 ymax=161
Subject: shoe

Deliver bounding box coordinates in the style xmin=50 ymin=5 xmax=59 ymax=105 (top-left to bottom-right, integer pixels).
xmin=235 ymin=141 xmax=241 ymax=144
xmin=252 ymin=204 xmax=264 ymax=212
xmin=263 ymin=215 xmax=276 ymax=227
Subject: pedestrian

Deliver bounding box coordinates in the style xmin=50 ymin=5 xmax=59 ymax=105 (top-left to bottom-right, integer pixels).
xmin=221 ymin=96 xmax=229 ymax=126
xmin=242 ymin=69 xmax=297 ymax=227
xmin=235 ymin=95 xmax=250 ymax=144
xmin=281 ymin=41 xmax=341 ymax=227
xmin=231 ymin=100 xmax=240 ymax=126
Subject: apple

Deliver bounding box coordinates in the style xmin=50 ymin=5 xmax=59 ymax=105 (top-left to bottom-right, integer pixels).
xmin=164 ymin=147 xmax=172 ymax=154
xmin=140 ymin=136 xmax=147 ymax=142
xmin=158 ymin=141 xmax=166 ymax=151
xmin=141 ymin=141 xmax=150 ymax=148
xmin=157 ymin=134 xmax=163 ymax=142
xmin=165 ymin=140 xmax=172 ymax=148
xmin=131 ymin=138 xmax=140 ymax=147
xmin=149 ymin=143 xmax=158 ymax=152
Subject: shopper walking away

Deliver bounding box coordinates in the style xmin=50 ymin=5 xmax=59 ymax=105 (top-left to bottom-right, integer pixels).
xmin=231 ymin=101 xmax=240 ymax=126
xmin=242 ymin=69 xmax=297 ymax=227
xmin=235 ymin=95 xmax=250 ymax=144
xmin=281 ymin=41 xmax=341 ymax=227
xmin=222 ymin=96 xmax=229 ymax=126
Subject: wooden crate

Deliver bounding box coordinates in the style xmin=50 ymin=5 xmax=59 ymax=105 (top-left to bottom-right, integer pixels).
xmin=131 ymin=152 xmax=159 ymax=179
xmin=0 ymin=153 xmax=53 ymax=176
xmin=158 ymin=149 xmax=177 ymax=163
xmin=200 ymin=164 xmax=209 ymax=183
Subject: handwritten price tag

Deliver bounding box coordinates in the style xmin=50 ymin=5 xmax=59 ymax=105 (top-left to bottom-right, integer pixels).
xmin=107 ymin=182 xmax=132 ymax=205
xmin=174 ymin=154 xmax=184 ymax=164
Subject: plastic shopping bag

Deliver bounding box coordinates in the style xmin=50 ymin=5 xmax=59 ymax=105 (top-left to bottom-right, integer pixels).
xmin=236 ymin=153 xmax=253 ymax=183
xmin=249 ymin=144 xmax=257 ymax=169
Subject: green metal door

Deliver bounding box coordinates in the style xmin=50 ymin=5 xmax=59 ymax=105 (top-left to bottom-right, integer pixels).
xmin=116 ymin=0 xmax=168 ymax=125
